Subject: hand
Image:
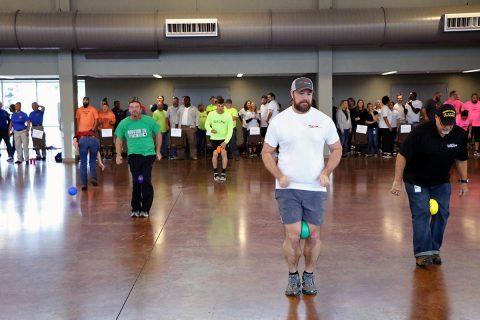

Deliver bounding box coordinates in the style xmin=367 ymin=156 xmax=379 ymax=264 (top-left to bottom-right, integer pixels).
xmin=468 ymin=133 xmax=472 ymax=140
xmin=341 ymin=129 xmax=344 ymax=134
xmin=220 ymin=142 xmax=227 ymax=149
xmin=319 ymin=174 xmax=330 ymax=187
xmin=278 ymin=175 xmax=290 ymax=188
xmin=211 ymin=129 xmax=218 ymax=134
xmin=116 ymin=156 xmax=123 ymax=165
xmin=459 ymin=183 xmax=468 ymax=197
xmin=156 ymin=153 xmax=162 ymax=161
xmin=389 ymin=127 xmax=393 ymax=132
xmin=390 ymin=180 xmax=403 ymax=196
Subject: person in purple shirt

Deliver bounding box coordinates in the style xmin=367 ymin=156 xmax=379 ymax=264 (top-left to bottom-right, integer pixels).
xmin=8 ymin=102 xmax=30 ymax=164
xmin=29 ymin=102 xmax=47 ymax=160
xmin=0 ymin=102 xmax=14 ymax=162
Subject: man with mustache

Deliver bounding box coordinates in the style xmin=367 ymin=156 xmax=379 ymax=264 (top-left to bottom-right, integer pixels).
xmin=262 ymin=77 xmax=342 ymax=296
xmin=391 ymin=104 xmax=469 ymax=267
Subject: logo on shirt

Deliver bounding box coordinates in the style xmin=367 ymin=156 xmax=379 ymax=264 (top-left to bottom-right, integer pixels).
xmin=127 ymin=129 xmax=148 ymax=138
xmin=447 ymin=143 xmax=457 ymax=148
xmin=308 ymin=125 xmax=321 ymax=128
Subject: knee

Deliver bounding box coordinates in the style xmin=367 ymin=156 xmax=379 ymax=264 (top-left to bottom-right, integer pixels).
xmin=285 ymin=232 xmax=301 ymax=245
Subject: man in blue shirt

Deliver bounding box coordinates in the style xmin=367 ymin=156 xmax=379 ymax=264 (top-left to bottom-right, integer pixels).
xmin=0 ymin=102 xmax=14 ymax=162
xmin=29 ymin=102 xmax=47 ymax=160
xmin=9 ymin=102 xmax=30 ymax=164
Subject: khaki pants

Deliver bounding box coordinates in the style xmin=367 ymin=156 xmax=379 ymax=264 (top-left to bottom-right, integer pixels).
xmin=179 ymin=126 xmax=197 ymax=159
xmin=14 ymin=129 xmax=29 ymax=161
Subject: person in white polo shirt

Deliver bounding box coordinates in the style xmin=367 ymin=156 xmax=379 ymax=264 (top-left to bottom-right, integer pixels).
xmin=405 ymin=91 xmax=422 ymax=126
xmin=262 ymin=77 xmax=342 ymax=297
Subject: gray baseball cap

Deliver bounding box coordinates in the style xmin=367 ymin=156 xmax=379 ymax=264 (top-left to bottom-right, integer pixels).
xmin=291 ymin=77 xmax=314 ymax=92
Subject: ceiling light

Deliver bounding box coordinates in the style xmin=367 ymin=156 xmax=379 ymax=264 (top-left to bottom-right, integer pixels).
xmin=0 ymin=76 xmax=15 ymax=79
xmin=237 ymin=73 xmax=243 ymax=78
xmin=153 ymin=74 xmax=163 ymax=78
xmin=462 ymin=69 xmax=480 ymax=73
xmin=381 ymin=71 xmax=397 ymax=75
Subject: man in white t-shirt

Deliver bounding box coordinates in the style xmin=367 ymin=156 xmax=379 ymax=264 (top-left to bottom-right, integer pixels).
xmin=405 ymin=92 xmax=422 ymax=125
xmin=379 ymin=96 xmax=394 ymax=158
xmin=259 ymin=95 xmax=269 ymax=137
xmin=393 ymin=94 xmax=406 ymax=124
xmin=266 ymin=93 xmax=280 ymax=124
xmin=262 ymin=77 xmax=342 ymax=297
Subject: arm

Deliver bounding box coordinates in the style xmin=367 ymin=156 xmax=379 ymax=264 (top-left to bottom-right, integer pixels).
xmin=39 ymin=105 xmax=45 ymax=112
xmin=115 ymin=137 xmax=123 ymax=164
xmin=384 ymin=116 xmax=392 ymax=130
xmin=8 ymin=121 xmax=12 ymax=136
xmin=261 ymin=142 xmax=290 ymax=187
xmin=155 ymin=131 xmax=162 ymax=160
xmin=421 ymin=107 xmax=429 ymax=121
xmin=455 ymin=160 xmax=468 ymax=197
xmin=468 ymin=125 xmax=472 ymax=140
xmin=26 ymin=120 xmax=31 ymax=135
xmin=391 ymin=153 xmax=407 ymax=196
xmin=266 ymin=111 xmax=273 ymax=123
xmin=319 ymin=141 xmax=342 ymax=187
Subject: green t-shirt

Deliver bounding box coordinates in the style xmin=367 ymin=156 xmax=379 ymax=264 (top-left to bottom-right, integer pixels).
xmin=206 ymin=104 xmax=217 ymax=114
xmin=205 ymin=111 xmax=234 ymax=143
xmin=198 ymin=111 xmax=207 ymax=130
xmin=152 ymin=110 xmax=168 ymax=133
xmin=115 ymin=116 xmax=160 ymax=156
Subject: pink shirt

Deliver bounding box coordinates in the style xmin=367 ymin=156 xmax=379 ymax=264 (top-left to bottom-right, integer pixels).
xmin=456 ymin=115 xmax=471 ymax=132
xmin=443 ymin=98 xmax=463 ymax=114
xmin=463 ymin=100 xmax=480 ymax=127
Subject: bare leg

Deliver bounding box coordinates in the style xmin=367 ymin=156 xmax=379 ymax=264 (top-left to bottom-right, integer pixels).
xmin=221 ymin=149 xmax=228 ymax=169
xmin=283 ymin=222 xmax=302 ymax=273
xmin=304 ymin=223 xmax=322 ymax=273
xmin=212 ymin=150 xmax=218 ymax=169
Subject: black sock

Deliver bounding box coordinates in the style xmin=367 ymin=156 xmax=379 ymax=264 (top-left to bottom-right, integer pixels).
xmin=213 ymin=168 xmax=218 ymax=173
xmin=222 ymin=169 xmax=226 ymax=174
xmin=303 ymin=271 xmax=313 ymax=275
xmin=289 ymin=271 xmax=298 ymax=275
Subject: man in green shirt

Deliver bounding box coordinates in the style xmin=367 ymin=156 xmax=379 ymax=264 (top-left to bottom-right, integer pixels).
xmin=115 ymin=98 xmax=162 ymax=218
xmin=205 ymin=96 xmax=234 ymax=182
xmin=225 ymin=98 xmax=240 ymax=160
xmin=196 ymin=104 xmax=208 ymax=156
xmin=206 ymin=96 xmax=218 ymax=114
xmin=152 ymin=103 xmax=169 ymax=158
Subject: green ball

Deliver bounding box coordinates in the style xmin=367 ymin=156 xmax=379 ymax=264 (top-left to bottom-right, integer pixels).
xmin=300 ymin=220 xmax=310 ymax=239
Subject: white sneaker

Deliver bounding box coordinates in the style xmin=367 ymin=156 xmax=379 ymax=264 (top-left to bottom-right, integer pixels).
xmin=139 ymin=211 xmax=149 ymax=218
xmin=130 ymin=211 xmax=140 ymax=217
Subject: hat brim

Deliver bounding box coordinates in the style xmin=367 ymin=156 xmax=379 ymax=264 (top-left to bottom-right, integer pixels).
xmin=440 ymin=118 xmax=456 ymax=126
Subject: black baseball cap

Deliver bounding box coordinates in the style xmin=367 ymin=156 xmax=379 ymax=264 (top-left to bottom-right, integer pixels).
xmin=436 ymin=104 xmax=456 ymax=126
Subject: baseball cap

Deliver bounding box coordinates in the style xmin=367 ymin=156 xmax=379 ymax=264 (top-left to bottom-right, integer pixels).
xmin=291 ymin=77 xmax=314 ymax=92
xmin=436 ymin=104 xmax=456 ymax=126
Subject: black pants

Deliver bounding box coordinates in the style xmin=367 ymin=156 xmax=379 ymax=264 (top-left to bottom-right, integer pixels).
xmin=379 ymin=128 xmax=393 ymax=154
xmin=0 ymin=129 xmax=13 ymax=157
xmin=128 ymin=154 xmax=156 ymax=213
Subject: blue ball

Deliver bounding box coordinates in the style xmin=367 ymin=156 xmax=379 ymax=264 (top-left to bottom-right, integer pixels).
xmin=68 ymin=186 xmax=77 ymax=196
xmin=138 ymin=175 xmax=144 ymax=184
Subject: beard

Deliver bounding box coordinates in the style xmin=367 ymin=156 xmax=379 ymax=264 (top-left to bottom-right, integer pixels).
xmin=83 ymin=102 xmax=89 ymax=107
xmin=292 ymin=97 xmax=311 ymax=113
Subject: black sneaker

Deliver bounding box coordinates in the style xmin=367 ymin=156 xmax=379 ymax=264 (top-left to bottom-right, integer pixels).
xmin=91 ymin=180 xmax=99 ymax=186
xmin=432 ymin=254 xmax=442 ymax=265
xmin=415 ymin=255 xmax=433 ymax=267
xmin=81 ymin=185 xmax=88 ymax=191
xmin=14 ymin=160 xmax=22 ymax=164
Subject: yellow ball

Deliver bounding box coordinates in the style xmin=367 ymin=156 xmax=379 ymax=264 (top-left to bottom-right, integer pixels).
xmin=430 ymin=199 xmax=439 ymax=215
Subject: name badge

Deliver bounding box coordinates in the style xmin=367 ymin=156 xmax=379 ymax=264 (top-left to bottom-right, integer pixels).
xmin=414 ymin=185 xmax=421 ymax=193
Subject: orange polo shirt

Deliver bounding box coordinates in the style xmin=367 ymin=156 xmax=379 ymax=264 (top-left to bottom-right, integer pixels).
xmin=76 ymin=105 xmax=99 ymax=132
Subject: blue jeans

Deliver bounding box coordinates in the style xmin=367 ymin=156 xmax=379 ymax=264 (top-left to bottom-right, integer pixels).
xmin=78 ymin=136 xmax=99 ymax=186
xmin=405 ymin=182 xmax=451 ymax=257
xmin=339 ymin=130 xmax=350 ymax=155
xmin=161 ymin=132 xmax=168 ymax=158
xmin=367 ymin=128 xmax=378 ymax=155
xmin=196 ymin=129 xmax=206 ymax=155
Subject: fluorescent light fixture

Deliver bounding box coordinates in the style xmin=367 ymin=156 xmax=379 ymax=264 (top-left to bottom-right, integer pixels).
xmin=462 ymin=69 xmax=480 ymax=73
xmin=0 ymin=76 xmax=15 ymax=79
xmin=237 ymin=73 xmax=243 ymax=78
xmin=153 ymin=74 xmax=163 ymax=78
xmin=381 ymin=71 xmax=397 ymax=75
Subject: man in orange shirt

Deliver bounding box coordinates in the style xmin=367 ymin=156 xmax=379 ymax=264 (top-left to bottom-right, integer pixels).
xmin=75 ymin=96 xmax=99 ymax=191
xmin=97 ymin=99 xmax=116 ymax=160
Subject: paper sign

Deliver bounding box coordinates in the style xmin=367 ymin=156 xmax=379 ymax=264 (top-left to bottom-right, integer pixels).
xmin=400 ymin=125 xmax=411 ymax=133
xmin=171 ymin=128 xmax=182 ymax=137
xmin=249 ymin=127 xmax=260 ymax=135
xmin=101 ymin=129 xmax=113 ymax=137
xmin=356 ymin=125 xmax=367 ymax=134
xmin=206 ymin=130 xmax=211 ymax=136
xmin=32 ymin=129 xmax=44 ymax=139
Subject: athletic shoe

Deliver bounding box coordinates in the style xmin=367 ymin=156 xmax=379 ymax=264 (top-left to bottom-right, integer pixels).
xmin=213 ymin=173 xmax=219 ymax=182
xmin=219 ymin=173 xmax=226 ymax=182
xmin=432 ymin=254 xmax=442 ymax=265
xmin=130 ymin=211 xmax=140 ymax=217
xmin=302 ymin=272 xmax=318 ymax=295
xmin=139 ymin=211 xmax=149 ymax=218
xmin=14 ymin=160 xmax=22 ymax=164
xmin=91 ymin=179 xmax=99 ymax=186
xmin=81 ymin=185 xmax=88 ymax=191
xmin=415 ymin=255 xmax=433 ymax=267
xmin=7 ymin=157 xmax=14 ymax=162
xmin=41 ymin=157 xmax=46 ymax=161
xmin=285 ymin=273 xmax=301 ymax=297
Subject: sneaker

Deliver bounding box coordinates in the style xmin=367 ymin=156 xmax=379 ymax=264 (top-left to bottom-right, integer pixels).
xmin=219 ymin=173 xmax=226 ymax=182
xmin=91 ymin=179 xmax=99 ymax=186
xmin=213 ymin=173 xmax=219 ymax=182
xmin=41 ymin=157 xmax=46 ymax=161
xmin=285 ymin=273 xmax=301 ymax=297
xmin=432 ymin=254 xmax=442 ymax=265
xmin=7 ymin=157 xmax=14 ymax=162
xmin=14 ymin=160 xmax=22 ymax=164
xmin=302 ymin=272 xmax=318 ymax=295
xmin=81 ymin=185 xmax=88 ymax=191
xmin=139 ymin=211 xmax=149 ymax=218
xmin=130 ymin=211 xmax=140 ymax=217
xmin=415 ymin=255 xmax=433 ymax=267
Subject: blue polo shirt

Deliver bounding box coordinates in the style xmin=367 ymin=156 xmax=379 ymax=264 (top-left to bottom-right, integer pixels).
xmin=11 ymin=111 xmax=29 ymax=131
xmin=0 ymin=109 xmax=10 ymax=129
xmin=29 ymin=110 xmax=44 ymax=126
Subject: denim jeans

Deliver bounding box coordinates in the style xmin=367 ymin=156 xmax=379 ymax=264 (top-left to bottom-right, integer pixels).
xmin=339 ymin=130 xmax=350 ymax=155
xmin=196 ymin=129 xmax=206 ymax=155
xmin=367 ymin=128 xmax=378 ymax=155
xmin=78 ymin=136 xmax=99 ymax=186
xmin=161 ymin=132 xmax=168 ymax=158
xmin=128 ymin=154 xmax=156 ymax=213
xmin=405 ymin=182 xmax=451 ymax=257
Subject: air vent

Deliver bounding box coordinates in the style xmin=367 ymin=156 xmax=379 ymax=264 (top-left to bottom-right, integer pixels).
xmin=444 ymin=13 xmax=480 ymax=32
xmin=165 ymin=19 xmax=218 ymax=37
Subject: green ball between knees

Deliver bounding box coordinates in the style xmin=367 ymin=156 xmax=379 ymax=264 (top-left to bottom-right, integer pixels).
xmin=300 ymin=220 xmax=310 ymax=239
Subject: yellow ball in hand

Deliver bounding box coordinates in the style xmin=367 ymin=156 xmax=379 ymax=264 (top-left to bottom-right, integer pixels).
xmin=430 ymin=199 xmax=439 ymax=215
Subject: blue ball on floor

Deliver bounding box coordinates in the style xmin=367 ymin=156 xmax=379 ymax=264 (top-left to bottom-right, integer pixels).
xmin=138 ymin=175 xmax=144 ymax=184
xmin=68 ymin=186 xmax=77 ymax=196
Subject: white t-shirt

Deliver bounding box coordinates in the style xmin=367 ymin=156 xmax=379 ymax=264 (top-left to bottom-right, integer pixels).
xmin=393 ymin=103 xmax=405 ymax=122
xmin=391 ymin=109 xmax=399 ymax=128
xmin=268 ymin=100 xmax=280 ymax=120
xmin=259 ymin=103 xmax=269 ymax=127
xmin=379 ymin=105 xmax=393 ymax=129
xmin=264 ymin=107 xmax=339 ymax=192
xmin=181 ymin=107 xmax=189 ymax=125
xmin=406 ymin=100 xmax=422 ymax=123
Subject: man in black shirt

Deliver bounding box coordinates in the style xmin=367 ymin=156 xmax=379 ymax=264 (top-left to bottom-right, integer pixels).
xmin=422 ymin=91 xmax=442 ymax=122
xmin=391 ymin=104 xmax=469 ymax=267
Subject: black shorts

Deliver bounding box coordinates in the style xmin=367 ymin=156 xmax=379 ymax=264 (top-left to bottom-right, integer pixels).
xmin=473 ymin=127 xmax=480 ymax=142
xmin=211 ymin=139 xmax=225 ymax=150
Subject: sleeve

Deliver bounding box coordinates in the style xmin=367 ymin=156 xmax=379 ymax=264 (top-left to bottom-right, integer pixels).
xmin=114 ymin=120 xmax=124 ymax=139
xmin=381 ymin=108 xmax=387 ymax=118
xmin=264 ymin=121 xmax=278 ymax=148
xmin=205 ymin=112 xmax=213 ymax=133
xmin=224 ymin=117 xmax=234 ymax=144
xmin=325 ymin=118 xmax=340 ymax=145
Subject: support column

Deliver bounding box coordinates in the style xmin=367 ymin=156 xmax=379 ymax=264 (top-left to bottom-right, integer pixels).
xmin=316 ymin=49 xmax=333 ymax=156
xmin=58 ymin=51 xmax=77 ymax=161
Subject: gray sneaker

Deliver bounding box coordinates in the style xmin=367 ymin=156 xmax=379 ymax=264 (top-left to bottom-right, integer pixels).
xmin=139 ymin=211 xmax=149 ymax=218
xmin=130 ymin=211 xmax=140 ymax=217
xmin=285 ymin=273 xmax=301 ymax=297
xmin=302 ymin=272 xmax=317 ymax=295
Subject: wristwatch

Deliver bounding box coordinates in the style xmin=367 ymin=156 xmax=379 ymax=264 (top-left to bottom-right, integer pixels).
xmin=458 ymin=179 xmax=469 ymax=184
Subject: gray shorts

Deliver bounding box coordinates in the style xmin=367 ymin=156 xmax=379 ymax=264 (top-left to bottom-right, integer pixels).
xmin=275 ymin=189 xmax=327 ymax=225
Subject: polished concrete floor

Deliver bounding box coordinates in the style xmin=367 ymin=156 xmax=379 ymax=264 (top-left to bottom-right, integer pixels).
xmin=0 ymin=152 xmax=479 ymax=320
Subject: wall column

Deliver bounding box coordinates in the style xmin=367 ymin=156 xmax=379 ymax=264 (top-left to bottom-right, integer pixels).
xmin=58 ymin=51 xmax=77 ymax=161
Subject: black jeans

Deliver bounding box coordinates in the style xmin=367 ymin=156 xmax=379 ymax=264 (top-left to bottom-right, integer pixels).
xmin=0 ymin=129 xmax=13 ymax=157
xmin=128 ymin=154 xmax=156 ymax=213
xmin=379 ymin=128 xmax=393 ymax=154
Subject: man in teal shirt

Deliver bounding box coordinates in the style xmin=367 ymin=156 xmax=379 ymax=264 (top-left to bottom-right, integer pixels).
xmin=115 ymin=98 xmax=162 ymax=218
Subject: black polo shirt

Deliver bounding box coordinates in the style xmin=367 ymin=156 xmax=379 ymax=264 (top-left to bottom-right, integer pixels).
xmin=400 ymin=121 xmax=468 ymax=187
